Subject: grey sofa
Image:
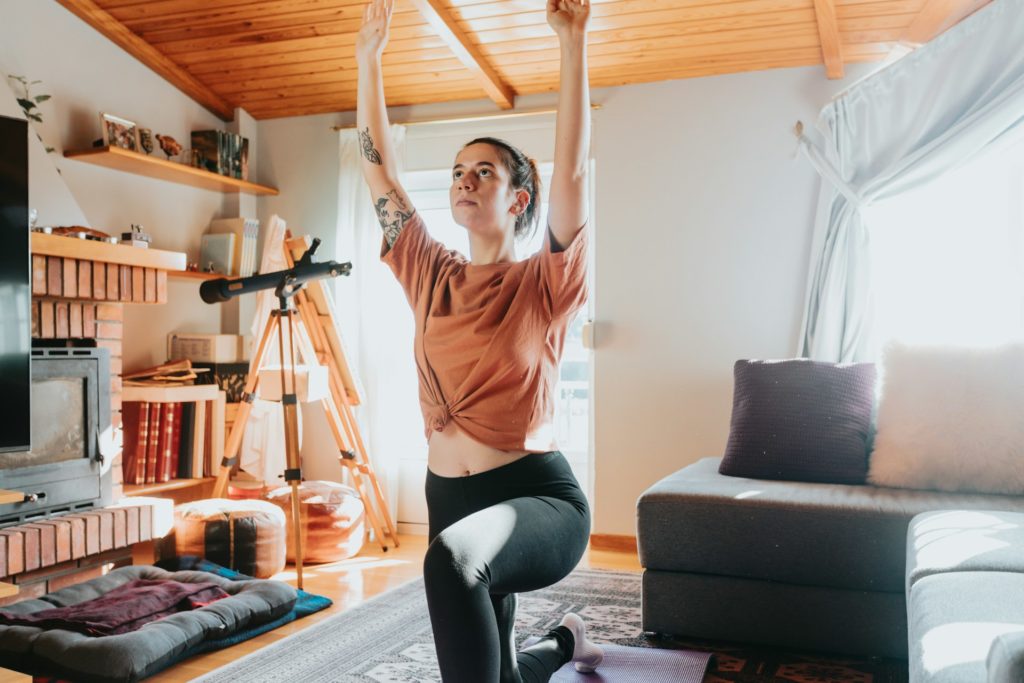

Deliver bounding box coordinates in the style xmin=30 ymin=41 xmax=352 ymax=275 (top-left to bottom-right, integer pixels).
xmin=636 ymin=457 xmax=1024 ymax=668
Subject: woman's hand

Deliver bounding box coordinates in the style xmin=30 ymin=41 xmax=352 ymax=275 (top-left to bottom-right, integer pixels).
xmin=546 ymin=0 xmax=590 ymax=39
xmin=356 ymin=0 xmax=394 ymax=62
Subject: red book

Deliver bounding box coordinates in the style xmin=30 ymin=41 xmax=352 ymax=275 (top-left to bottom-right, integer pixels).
xmin=145 ymin=403 xmax=163 ymax=485
xmin=169 ymin=402 xmax=182 ymax=481
xmin=120 ymin=402 xmax=145 ymax=486
xmin=160 ymin=403 xmax=178 ymax=483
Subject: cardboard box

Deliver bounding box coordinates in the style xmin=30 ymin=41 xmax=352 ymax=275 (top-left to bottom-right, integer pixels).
xmin=257 ymin=365 xmax=329 ymax=403
xmin=168 ymin=333 xmax=244 ymax=363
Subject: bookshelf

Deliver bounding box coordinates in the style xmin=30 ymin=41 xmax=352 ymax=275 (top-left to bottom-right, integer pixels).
xmin=121 ymin=384 xmax=226 ymax=503
xmin=64 ymin=146 xmax=279 ymax=195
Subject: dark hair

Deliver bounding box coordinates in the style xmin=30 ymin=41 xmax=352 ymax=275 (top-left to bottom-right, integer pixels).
xmin=461 ymin=136 xmax=541 ymax=241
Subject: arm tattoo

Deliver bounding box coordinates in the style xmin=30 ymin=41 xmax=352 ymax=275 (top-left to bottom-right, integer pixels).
xmin=358 ymin=127 xmax=382 ymax=165
xmin=374 ymin=192 xmax=415 ymax=247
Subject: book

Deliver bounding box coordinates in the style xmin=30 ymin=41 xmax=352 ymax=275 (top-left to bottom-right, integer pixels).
xmin=145 ymin=403 xmax=162 ymax=484
xmin=199 ymin=232 xmax=235 ymax=276
xmin=191 ymin=130 xmax=227 ymax=175
xmin=160 ymin=402 xmax=178 ymax=483
xmin=121 ymin=401 xmax=147 ymax=486
xmin=169 ymin=402 xmax=182 ymax=482
xmin=207 ymin=218 xmax=259 ymax=277
xmin=177 ymin=402 xmax=195 ymax=479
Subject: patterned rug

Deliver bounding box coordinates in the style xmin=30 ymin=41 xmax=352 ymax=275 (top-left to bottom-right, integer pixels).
xmin=196 ymin=568 xmax=908 ymax=683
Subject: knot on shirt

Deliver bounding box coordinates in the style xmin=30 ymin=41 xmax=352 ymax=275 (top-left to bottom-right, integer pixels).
xmin=427 ymin=404 xmax=452 ymax=432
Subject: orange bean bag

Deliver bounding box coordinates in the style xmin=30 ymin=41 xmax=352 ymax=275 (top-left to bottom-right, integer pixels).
xmin=266 ymin=480 xmax=366 ymax=563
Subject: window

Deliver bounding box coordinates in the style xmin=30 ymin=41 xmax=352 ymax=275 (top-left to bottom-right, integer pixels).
xmin=403 ymin=165 xmax=593 ymax=489
xmin=864 ymin=139 xmax=1024 ymax=355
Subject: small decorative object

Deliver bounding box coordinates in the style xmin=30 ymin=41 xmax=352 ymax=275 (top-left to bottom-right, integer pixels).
xmin=99 ymin=112 xmax=139 ymax=152
xmin=138 ymin=127 xmax=154 ymax=155
xmin=51 ymin=225 xmax=114 ymax=242
xmin=186 ymin=261 xmax=199 ymax=272
xmin=28 ymin=208 xmax=37 ymax=230
xmin=156 ymin=134 xmax=182 ymax=160
xmin=120 ymin=223 xmax=152 ymax=248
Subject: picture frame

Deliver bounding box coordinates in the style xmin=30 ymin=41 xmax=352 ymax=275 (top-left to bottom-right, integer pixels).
xmin=100 ymin=112 xmax=139 ymax=152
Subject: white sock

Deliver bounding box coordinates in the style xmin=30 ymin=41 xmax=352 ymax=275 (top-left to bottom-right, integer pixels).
xmin=558 ymin=612 xmax=604 ymax=673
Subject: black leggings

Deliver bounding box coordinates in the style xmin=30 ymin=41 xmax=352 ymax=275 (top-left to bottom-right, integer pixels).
xmin=424 ymin=451 xmax=591 ymax=683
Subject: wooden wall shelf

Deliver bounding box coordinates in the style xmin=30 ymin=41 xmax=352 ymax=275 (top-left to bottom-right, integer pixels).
xmin=124 ymin=477 xmax=214 ymax=497
xmin=32 ymin=232 xmax=185 ymax=271
xmin=64 ymin=146 xmax=279 ymax=196
xmin=169 ymin=270 xmax=221 ymax=281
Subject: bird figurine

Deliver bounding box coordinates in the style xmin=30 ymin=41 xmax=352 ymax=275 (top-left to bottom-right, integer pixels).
xmin=155 ymin=134 xmax=182 ymax=160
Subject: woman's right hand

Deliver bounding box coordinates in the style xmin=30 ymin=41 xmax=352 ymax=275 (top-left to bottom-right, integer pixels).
xmin=356 ymin=0 xmax=394 ymax=62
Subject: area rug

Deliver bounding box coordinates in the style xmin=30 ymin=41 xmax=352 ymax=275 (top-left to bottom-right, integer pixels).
xmin=195 ymin=568 xmax=908 ymax=683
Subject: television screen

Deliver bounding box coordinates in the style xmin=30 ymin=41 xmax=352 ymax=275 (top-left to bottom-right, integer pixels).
xmin=0 ymin=115 xmax=31 ymax=452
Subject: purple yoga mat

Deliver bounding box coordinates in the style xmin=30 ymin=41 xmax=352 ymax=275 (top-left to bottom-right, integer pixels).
xmin=523 ymin=639 xmax=712 ymax=683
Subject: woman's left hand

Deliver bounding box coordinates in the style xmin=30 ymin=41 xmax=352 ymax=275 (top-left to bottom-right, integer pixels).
xmin=546 ymin=0 xmax=590 ymax=38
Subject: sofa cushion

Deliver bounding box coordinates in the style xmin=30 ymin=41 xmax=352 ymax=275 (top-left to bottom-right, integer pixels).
xmin=868 ymin=342 xmax=1024 ymax=495
xmin=637 ymin=458 xmax=1024 ymax=593
xmin=907 ymin=510 xmax=1024 ymax=591
xmin=908 ymin=572 xmax=1024 ymax=683
xmin=718 ymin=359 xmax=876 ymax=485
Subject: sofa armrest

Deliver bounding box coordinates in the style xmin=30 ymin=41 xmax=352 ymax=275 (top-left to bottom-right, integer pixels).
xmin=987 ymin=631 xmax=1024 ymax=683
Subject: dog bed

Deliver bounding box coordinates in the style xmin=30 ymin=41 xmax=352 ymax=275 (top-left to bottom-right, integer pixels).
xmin=0 ymin=564 xmax=296 ymax=683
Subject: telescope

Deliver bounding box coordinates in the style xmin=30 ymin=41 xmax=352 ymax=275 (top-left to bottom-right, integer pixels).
xmin=199 ymin=237 xmax=350 ymax=304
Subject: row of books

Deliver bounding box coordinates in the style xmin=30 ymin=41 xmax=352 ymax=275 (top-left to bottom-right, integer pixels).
xmin=122 ymin=400 xmax=211 ymax=485
xmin=199 ymin=217 xmax=259 ymax=277
xmin=191 ymin=130 xmax=250 ymax=180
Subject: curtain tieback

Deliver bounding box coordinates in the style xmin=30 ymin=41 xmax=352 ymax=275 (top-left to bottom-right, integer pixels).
xmin=795 ymin=125 xmax=868 ymax=210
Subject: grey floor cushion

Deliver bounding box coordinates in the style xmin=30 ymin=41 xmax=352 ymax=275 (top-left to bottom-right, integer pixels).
xmin=0 ymin=564 xmax=297 ymax=683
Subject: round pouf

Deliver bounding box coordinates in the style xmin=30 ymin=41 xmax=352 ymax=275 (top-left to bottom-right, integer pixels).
xmin=267 ymin=480 xmax=366 ymax=563
xmin=174 ymin=498 xmax=286 ymax=578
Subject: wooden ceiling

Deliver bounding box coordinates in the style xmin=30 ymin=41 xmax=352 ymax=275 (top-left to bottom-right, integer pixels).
xmin=56 ymin=0 xmax=991 ymax=121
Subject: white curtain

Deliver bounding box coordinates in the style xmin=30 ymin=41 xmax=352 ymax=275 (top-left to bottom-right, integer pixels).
xmin=334 ymin=125 xmax=422 ymax=522
xmin=796 ymin=0 xmax=1024 ymax=362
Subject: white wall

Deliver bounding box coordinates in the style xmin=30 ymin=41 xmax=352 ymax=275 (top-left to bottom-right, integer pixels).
xmin=0 ymin=0 xmax=235 ymax=371
xmin=255 ymin=64 xmax=878 ymax=534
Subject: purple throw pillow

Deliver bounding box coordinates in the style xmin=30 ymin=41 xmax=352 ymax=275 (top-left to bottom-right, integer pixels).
xmin=718 ymin=359 xmax=877 ymax=484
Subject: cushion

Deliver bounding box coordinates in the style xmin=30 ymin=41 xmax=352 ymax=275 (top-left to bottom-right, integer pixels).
xmin=718 ymin=359 xmax=876 ymax=484
xmin=868 ymin=342 xmax=1024 ymax=494
xmin=908 ymin=572 xmax=1024 ymax=683
xmin=0 ymin=564 xmax=296 ymax=683
xmin=174 ymin=499 xmax=287 ymax=578
xmin=906 ymin=510 xmax=1024 ymax=591
xmin=266 ymin=480 xmax=366 ymax=563
xmin=637 ymin=458 xmax=1024 ymax=593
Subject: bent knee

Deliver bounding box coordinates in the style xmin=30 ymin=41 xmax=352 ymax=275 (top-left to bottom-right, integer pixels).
xmin=423 ymin=532 xmax=488 ymax=590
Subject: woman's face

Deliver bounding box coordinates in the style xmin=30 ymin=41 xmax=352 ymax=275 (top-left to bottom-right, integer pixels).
xmin=450 ymin=143 xmax=524 ymax=235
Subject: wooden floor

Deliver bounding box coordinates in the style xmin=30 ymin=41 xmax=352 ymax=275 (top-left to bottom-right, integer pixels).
xmin=0 ymin=535 xmax=641 ymax=682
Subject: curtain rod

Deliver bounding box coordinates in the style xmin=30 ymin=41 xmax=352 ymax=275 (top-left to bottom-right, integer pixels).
xmin=330 ymin=104 xmax=601 ymax=131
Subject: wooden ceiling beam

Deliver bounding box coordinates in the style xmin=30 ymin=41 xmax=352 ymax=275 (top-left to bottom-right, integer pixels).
xmin=898 ymin=0 xmax=990 ymax=47
xmin=811 ymin=0 xmax=844 ymax=79
xmin=406 ymin=0 xmax=515 ymax=109
xmin=55 ymin=0 xmax=236 ymax=121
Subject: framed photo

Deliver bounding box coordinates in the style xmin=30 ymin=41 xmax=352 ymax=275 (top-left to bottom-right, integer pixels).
xmin=100 ymin=112 xmax=139 ymax=152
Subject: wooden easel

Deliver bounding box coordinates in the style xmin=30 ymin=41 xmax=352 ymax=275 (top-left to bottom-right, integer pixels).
xmin=211 ymin=234 xmax=399 ymax=555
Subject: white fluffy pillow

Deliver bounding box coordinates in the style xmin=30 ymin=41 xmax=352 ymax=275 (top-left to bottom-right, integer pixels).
xmin=868 ymin=342 xmax=1024 ymax=495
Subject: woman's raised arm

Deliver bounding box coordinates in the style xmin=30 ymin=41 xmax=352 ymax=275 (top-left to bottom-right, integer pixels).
xmin=546 ymin=0 xmax=591 ymax=250
xmin=356 ymin=0 xmax=416 ymax=249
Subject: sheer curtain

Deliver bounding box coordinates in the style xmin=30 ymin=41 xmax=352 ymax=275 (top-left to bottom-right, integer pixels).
xmin=334 ymin=125 xmax=422 ymax=522
xmin=796 ymin=0 xmax=1024 ymax=362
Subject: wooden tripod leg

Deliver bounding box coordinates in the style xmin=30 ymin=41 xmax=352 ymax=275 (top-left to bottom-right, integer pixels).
xmin=320 ymin=398 xmax=389 ymax=551
xmin=341 ymin=460 xmax=390 ymax=552
xmin=211 ymin=311 xmax=279 ymax=499
xmin=339 ymin=400 xmax=399 ymax=546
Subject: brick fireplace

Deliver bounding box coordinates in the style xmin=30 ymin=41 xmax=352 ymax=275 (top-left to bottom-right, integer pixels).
xmin=0 ymin=234 xmax=181 ymax=603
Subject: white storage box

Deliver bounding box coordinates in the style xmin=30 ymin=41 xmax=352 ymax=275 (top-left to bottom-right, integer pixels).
xmin=257 ymin=365 xmax=329 ymax=403
xmin=168 ymin=333 xmax=245 ymax=363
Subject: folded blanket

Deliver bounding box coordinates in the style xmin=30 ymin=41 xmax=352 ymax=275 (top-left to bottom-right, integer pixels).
xmin=0 ymin=579 xmax=229 ymax=636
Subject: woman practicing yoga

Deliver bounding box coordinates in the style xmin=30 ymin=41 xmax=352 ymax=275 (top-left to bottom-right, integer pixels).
xmin=356 ymin=0 xmax=599 ymax=680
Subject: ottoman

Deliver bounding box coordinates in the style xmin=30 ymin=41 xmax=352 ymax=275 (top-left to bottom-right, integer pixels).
xmin=174 ymin=498 xmax=287 ymax=578
xmin=267 ymin=480 xmax=366 ymax=563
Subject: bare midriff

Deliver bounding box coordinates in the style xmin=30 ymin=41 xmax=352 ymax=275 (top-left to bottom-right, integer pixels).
xmin=427 ymin=422 xmax=544 ymax=477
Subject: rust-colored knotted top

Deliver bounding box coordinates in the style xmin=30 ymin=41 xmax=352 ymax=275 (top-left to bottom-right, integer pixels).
xmin=381 ymin=212 xmax=588 ymax=452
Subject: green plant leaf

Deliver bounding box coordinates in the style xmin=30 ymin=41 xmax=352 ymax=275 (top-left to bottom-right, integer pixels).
xmin=30 ymin=80 xmax=41 ymax=85
xmin=16 ymin=98 xmax=35 ymax=110
xmin=34 ymin=95 xmax=51 ymax=103
xmin=46 ymin=147 xmax=55 ymax=154
xmin=27 ymin=113 xmax=43 ymax=122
